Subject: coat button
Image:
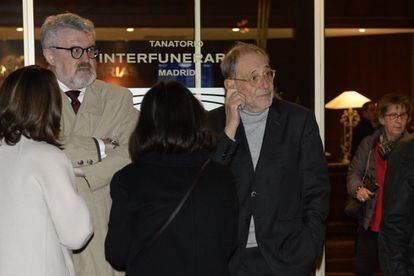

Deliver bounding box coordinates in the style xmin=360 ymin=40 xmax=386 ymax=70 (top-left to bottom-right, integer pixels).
xmin=87 ymin=159 xmax=93 ymax=165
xmin=251 ymin=191 xmax=257 ymax=197
xmin=77 ymin=160 xmax=84 ymax=165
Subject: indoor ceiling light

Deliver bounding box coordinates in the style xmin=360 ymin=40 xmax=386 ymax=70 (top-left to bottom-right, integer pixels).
xmin=358 ymin=28 xmax=366 ymax=33
xmin=236 ymin=19 xmax=250 ymax=34
xmin=16 ymin=27 xmax=23 ymax=32
xmin=126 ymin=28 xmax=135 ymax=32
xmin=232 ymin=28 xmax=240 ymax=32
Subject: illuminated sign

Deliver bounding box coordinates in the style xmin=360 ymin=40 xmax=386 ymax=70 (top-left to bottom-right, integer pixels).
xmin=97 ymin=40 xmax=224 ymax=83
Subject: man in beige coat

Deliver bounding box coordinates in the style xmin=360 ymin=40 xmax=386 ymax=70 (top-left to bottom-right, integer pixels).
xmin=41 ymin=12 xmax=138 ymax=276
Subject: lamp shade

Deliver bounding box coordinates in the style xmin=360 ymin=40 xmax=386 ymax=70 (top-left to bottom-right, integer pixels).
xmin=325 ymin=91 xmax=371 ymax=109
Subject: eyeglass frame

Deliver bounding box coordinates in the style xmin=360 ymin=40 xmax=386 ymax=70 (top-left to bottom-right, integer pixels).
xmin=50 ymin=45 xmax=100 ymax=59
xmin=383 ymin=112 xmax=409 ymax=121
xmin=228 ymin=69 xmax=276 ymax=86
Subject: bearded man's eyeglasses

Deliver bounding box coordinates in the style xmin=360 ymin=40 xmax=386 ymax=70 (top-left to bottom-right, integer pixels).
xmin=50 ymin=46 xmax=100 ymax=59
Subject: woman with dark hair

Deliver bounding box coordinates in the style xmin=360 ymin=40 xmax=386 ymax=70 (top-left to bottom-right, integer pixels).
xmin=105 ymin=81 xmax=238 ymax=276
xmin=0 ymin=65 xmax=93 ymax=276
xmin=347 ymin=93 xmax=412 ymax=275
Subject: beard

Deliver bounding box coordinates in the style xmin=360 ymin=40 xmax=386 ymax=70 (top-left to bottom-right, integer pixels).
xmin=256 ymin=88 xmax=274 ymax=104
xmin=54 ymin=61 xmax=97 ymax=89
xmin=251 ymin=88 xmax=273 ymax=111
xmin=256 ymin=87 xmax=273 ymax=96
xmin=71 ymin=62 xmax=97 ymax=89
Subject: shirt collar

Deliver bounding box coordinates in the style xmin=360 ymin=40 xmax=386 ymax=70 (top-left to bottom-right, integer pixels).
xmin=58 ymin=80 xmax=86 ymax=94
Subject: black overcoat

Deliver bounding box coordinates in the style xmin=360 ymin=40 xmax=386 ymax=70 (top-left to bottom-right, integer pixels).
xmin=379 ymin=135 xmax=414 ymax=276
xmin=208 ymin=99 xmax=330 ymax=275
xmin=105 ymin=151 xmax=238 ymax=276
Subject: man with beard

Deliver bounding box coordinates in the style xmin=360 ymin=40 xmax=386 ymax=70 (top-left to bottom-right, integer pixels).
xmin=208 ymin=43 xmax=330 ymax=275
xmin=41 ymin=13 xmax=138 ymax=276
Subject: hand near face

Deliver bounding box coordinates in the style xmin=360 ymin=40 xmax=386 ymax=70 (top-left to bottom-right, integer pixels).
xmin=224 ymin=86 xmax=245 ymax=140
xmin=222 ymin=51 xmax=274 ymax=140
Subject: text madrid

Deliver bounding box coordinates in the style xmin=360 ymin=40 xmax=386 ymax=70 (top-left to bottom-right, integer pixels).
xmin=98 ymin=52 xmax=225 ymax=64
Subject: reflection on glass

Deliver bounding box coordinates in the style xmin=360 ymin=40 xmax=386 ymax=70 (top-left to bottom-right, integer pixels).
xmin=0 ymin=3 xmax=24 ymax=85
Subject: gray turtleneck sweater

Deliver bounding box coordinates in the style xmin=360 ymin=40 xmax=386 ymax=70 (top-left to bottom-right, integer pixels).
xmin=240 ymin=108 xmax=269 ymax=169
xmin=239 ymin=107 xmax=269 ymax=248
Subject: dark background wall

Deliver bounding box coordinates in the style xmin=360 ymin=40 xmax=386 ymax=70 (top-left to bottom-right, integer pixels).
xmin=1 ymin=0 xmax=414 ymax=161
xmin=324 ymin=33 xmax=414 ymax=160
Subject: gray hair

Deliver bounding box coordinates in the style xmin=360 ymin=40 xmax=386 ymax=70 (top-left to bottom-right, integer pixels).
xmin=220 ymin=42 xmax=269 ymax=79
xmin=40 ymin=12 xmax=95 ymax=49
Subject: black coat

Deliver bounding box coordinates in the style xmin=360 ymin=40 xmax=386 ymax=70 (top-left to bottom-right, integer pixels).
xmin=208 ymin=99 xmax=330 ymax=276
xmin=105 ymin=151 xmax=238 ymax=276
xmin=379 ymin=135 xmax=414 ymax=276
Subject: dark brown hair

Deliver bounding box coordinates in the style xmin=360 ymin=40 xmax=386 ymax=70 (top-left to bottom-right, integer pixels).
xmin=361 ymin=101 xmax=374 ymax=111
xmin=129 ymin=81 xmax=215 ymax=161
xmin=377 ymin=93 xmax=412 ymax=120
xmin=0 ymin=65 xmax=62 ymax=147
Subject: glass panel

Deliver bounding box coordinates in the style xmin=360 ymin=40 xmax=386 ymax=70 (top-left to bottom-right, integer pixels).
xmin=325 ymin=2 xmax=414 ymax=163
xmin=0 ymin=1 xmax=24 ymax=85
xmin=201 ymin=0 xmax=315 ymax=110
xmin=324 ymin=2 xmax=414 ymax=276
xmin=34 ymin=1 xmax=195 ymax=107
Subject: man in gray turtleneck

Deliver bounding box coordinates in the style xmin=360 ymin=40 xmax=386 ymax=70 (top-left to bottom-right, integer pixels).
xmin=208 ymin=42 xmax=330 ymax=276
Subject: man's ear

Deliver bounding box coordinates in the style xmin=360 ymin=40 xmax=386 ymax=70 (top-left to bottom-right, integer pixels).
xmin=224 ymin=79 xmax=236 ymax=90
xmin=378 ymin=116 xmax=385 ymax=126
xmin=43 ymin=49 xmax=55 ymax=65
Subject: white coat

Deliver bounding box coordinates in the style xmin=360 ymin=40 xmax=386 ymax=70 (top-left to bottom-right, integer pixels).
xmin=0 ymin=136 xmax=93 ymax=276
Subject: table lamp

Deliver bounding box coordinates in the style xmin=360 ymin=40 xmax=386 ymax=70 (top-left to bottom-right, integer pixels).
xmin=325 ymin=90 xmax=371 ymax=163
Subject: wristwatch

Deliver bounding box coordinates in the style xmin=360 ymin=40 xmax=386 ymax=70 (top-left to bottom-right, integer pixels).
xmin=110 ymin=139 xmax=119 ymax=148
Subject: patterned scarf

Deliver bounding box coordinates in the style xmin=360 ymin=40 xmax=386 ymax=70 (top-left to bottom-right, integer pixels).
xmin=378 ymin=131 xmax=404 ymax=160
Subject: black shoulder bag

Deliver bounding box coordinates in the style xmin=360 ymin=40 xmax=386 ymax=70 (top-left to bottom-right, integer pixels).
xmin=131 ymin=158 xmax=211 ymax=262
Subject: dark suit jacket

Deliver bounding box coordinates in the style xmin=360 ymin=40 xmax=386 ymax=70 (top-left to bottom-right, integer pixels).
xmin=208 ymin=99 xmax=330 ymax=275
xmin=379 ymin=135 xmax=414 ymax=276
xmin=105 ymin=151 xmax=238 ymax=276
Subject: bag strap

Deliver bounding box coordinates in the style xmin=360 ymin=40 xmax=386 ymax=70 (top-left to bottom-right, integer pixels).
xmin=131 ymin=158 xmax=211 ymax=262
xmin=362 ymin=150 xmax=372 ymax=180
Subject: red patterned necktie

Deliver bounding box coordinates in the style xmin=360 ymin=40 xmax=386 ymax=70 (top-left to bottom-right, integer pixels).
xmin=65 ymin=90 xmax=81 ymax=114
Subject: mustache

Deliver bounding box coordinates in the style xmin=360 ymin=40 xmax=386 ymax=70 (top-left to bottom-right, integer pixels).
xmin=257 ymin=88 xmax=273 ymax=95
xmin=77 ymin=62 xmax=93 ymax=70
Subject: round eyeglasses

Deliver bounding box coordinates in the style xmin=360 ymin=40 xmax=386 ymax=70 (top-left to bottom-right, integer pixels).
xmin=229 ymin=69 xmax=276 ymax=86
xmin=384 ymin=112 xmax=408 ymax=121
xmin=50 ymin=46 xmax=100 ymax=59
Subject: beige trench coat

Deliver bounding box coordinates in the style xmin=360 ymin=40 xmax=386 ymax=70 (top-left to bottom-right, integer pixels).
xmin=60 ymin=79 xmax=138 ymax=276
